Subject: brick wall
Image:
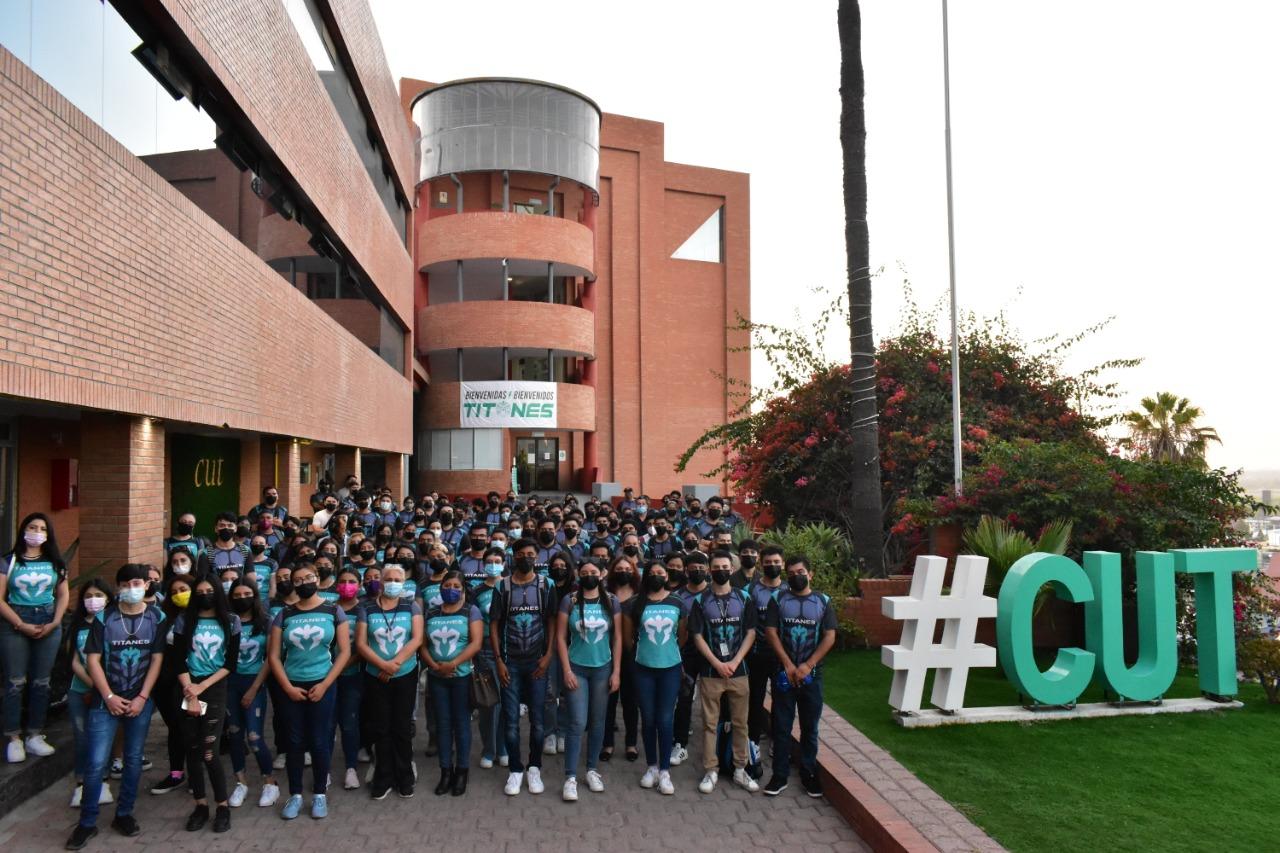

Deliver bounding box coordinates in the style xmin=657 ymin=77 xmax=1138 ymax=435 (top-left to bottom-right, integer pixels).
xmin=845 ymin=577 xmax=915 ymax=647
xmin=78 ymin=414 xmax=166 ymax=574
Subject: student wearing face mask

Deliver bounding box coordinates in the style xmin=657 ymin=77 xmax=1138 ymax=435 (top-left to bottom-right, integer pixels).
xmin=66 ymin=565 xmax=166 ymax=850
xmin=457 ymin=526 xmax=490 ymax=589
xmin=255 ymin=514 xmax=283 ymax=552
xmin=267 ymin=562 xmax=351 ymax=820
xmin=668 ymin=552 xmax=708 ymax=767
xmin=436 ymin=506 xmax=465 ymax=553
xmin=369 ymin=524 xmax=395 ymax=562
xmin=556 ymin=560 xmax=621 ymax=800
xmin=645 ymin=515 xmax=676 ymax=559
xmin=542 ymin=552 xmax=575 ymax=756
xmin=421 ymin=571 xmax=483 ymax=796
xmin=224 ymin=579 xmax=279 ymax=810
xmin=206 ymin=513 xmax=250 ymax=576
xmin=618 ymin=534 xmax=643 ymax=567
xmin=731 ymin=540 xmax=761 ymax=589
xmin=621 ymin=562 xmax=689 ymax=795
xmin=354 ymin=539 xmax=380 ymax=578
xmin=352 ymin=492 xmax=377 ymax=531
xmin=67 ymin=580 xmax=115 ymax=809
xmin=314 ymin=557 xmax=340 ymax=605
xmin=146 ymin=574 xmax=192 ymax=797
xmin=763 ymin=556 xmax=836 ymax=798
xmin=163 ymin=548 xmax=197 ymax=583
xmin=356 ymin=562 xmax=423 ymax=799
xmin=680 ymin=500 xmax=708 ymax=538
xmin=471 ymin=547 xmax=507 ymax=769
xmin=559 ymin=519 xmax=588 ymax=563
xmin=602 ymin=554 xmax=639 ymax=762
xmin=250 ymin=487 xmax=288 ymax=526
xmin=747 ymin=546 xmax=786 ymax=752
xmin=332 ymin=567 xmax=365 ymax=790
xmin=163 ymin=512 xmax=206 ymax=565
xmin=391 ymin=546 xmax=421 ymax=601
xmin=374 ymin=496 xmax=398 ymax=529
xmin=247 ymin=536 xmax=278 ymax=603
xmin=173 ymin=577 xmax=239 ymax=833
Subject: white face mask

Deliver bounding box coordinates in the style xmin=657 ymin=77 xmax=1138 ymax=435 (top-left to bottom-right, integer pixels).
xmin=173 ymin=562 xmax=192 ymax=575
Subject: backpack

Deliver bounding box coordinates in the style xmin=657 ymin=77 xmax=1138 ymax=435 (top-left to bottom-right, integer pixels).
xmin=499 ymin=574 xmax=549 ymax=658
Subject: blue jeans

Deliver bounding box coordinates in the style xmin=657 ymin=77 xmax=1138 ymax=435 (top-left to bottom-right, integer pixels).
xmin=277 ymin=681 xmax=336 ymax=795
xmin=334 ymin=672 xmax=363 ymax=771
xmin=564 ymin=662 xmax=610 ymax=777
xmin=0 ymin=603 xmax=61 ymax=736
xmin=500 ymin=658 xmax=546 ymax=773
xmin=67 ymin=691 xmax=91 ymax=781
xmin=476 ymin=650 xmax=506 ymax=762
xmin=225 ymin=672 xmax=272 ymax=777
xmin=634 ymin=663 xmax=682 ymax=770
xmin=771 ymin=670 xmax=824 ymax=778
xmin=544 ymin=654 xmax=568 ymax=741
xmin=428 ymin=675 xmax=471 ymax=770
xmin=80 ymin=699 xmax=154 ymax=828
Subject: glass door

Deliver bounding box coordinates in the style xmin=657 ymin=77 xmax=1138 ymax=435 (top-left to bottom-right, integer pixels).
xmin=515 ymin=438 xmax=559 ymax=493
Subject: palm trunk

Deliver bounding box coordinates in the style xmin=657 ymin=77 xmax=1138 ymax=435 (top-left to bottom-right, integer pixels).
xmin=839 ymin=0 xmax=885 ymax=576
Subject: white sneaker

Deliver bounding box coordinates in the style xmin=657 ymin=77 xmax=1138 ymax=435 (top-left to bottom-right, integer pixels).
xmin=358 ymin=748 xmax=371 ymax=763
xmin=585 ymin=769 xmax=605 ymax=793
xmin=658 ymin=770 xmax=675 ymax=795
xmin=258 ymin=783 xmax=280 ymax=808
xmin=556 ymin=735 xmax=566 ymax=753
xmin=526 ymin=765 xmax=545 ymax=794
xmin=98 ymin=784 xmax=113 ymax=804
xmin=562 ymin=777 xmax=578 ymax=801
xmin=411 ymin=760 xmax=418 ymax=781
xmin=669 ymin=744 xmax=687 ymax=766
xmin=733 ymin=767 xmax=760 ymax=793
xmin=69 ymin=785 xmax=82 ymax=808
xmin=499 ymin=754 xmax=510 ymax=768
xmin=365 ymin=762 xmax=376 ymax=784
xmin=504 ymin=772 xmax=524 ymax=796
xmin=699 ymin=770 xmax=718 ymax=794
xmin=344 ymin=768 xmax=360 ymax=790
xmin=6 ymin=739 xmax=25 ymax=763
xmin=304 ymin=752 xmax=312 ymax=767
xmin=24 ymin=735 xmax=55 ymax=757
xmin=273 ymin=753 xmax=287 ymax=770
xmin=479 ymin=756 xmax=494 ymax=769
xmin=543 ymin=735 xmax=557 ymax=755
xmin=228 ymin=782 xmax=248 ymax=808
xmin=519 ymin=703 xmax=528 ymax=717
xmin=640 ymin=766 xmax=659 ymax=789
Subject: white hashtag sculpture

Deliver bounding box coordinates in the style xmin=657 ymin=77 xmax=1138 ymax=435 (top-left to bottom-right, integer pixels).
xmin=882 ymin=555 xmax=997 ymax=713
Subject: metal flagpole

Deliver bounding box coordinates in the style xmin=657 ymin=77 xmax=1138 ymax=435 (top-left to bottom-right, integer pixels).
xmin=942 ymin=0 xmax=963 ymax=496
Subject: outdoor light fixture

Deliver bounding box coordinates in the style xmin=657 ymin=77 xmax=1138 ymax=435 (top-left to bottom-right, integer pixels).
xmin=131 ymin=41 xmax=195 ymax=103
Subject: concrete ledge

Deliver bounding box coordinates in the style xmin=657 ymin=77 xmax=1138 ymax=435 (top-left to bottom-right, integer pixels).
xmin=895 ymin=697 xmax=1244 ymax=728
xmin=0 ymin=713 xmax=73 ymax=822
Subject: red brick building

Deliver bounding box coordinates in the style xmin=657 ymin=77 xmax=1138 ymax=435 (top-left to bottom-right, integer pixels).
xmin=0 ymin=0 xmax=748 ymax=571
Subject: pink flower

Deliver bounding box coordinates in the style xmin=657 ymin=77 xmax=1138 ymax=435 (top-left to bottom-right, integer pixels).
xmin=795 ymin=477 xmax=810 ymax=488
xmin=803 ymin=434 xmax=819 ymax=448
xmin=926 ymin=361 xmax=940 ymax=375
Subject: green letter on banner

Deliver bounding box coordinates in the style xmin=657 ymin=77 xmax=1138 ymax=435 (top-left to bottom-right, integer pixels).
xmin=1172 ymin=548 xmax=1256 ymax=697
xmin=998 ymin=553 xmax=1096 ymax=705
xmin=1082 ymin=551 xmax=1177 ymax=701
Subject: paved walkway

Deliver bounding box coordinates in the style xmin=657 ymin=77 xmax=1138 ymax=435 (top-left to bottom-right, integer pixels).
xmin=0 ymin=701 xmax=867 ymax=852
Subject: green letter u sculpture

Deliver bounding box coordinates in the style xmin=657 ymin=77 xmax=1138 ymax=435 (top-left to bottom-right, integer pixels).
xmin=1082 ymin=551 xmax=1177 ymax=701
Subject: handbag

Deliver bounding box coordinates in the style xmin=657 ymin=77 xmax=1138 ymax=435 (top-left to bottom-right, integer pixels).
xmin=470 ymin=664 xmax=500 ymax=709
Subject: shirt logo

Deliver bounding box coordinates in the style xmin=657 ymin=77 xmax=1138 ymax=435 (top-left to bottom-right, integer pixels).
xmin=238 ymin=637 xmax=260 ymax=665
xmin=430 ymin=626 xmax=460 ymax=657
xmin=12 ymin=571 xmax=52 ymax=597
xmin=643 ymin=614 xmax=674 ymax=645
xmin=374 ymin=625 xmax=407 ymax=656
xmin=578 ymin=612 xmax=609 ymax=643
xmin=513 ymin=612 xmax=535 ymax=631
xmin=193 ymin=630 xmax=223 ymax=662
xmin=789 ymin=624 xmax=811 ymax=649
xmin=118 ymin=646 xmax=143 ymax=672
xmin=289 ymin=624 xmax=324 ymax=651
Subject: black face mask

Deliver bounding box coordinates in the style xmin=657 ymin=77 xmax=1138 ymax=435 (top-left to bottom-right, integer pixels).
xmin=440 ymin=513 xmax=453 ymax=524
xmin=276 ymin=579 xmax=293 ymax=597
xmin=788 ymin=574 xmax=810 ymax=593
xmin=579 ymin=575 xmax=600 ymax=591
xmin=429 ymin=559 xmax=450 ymax=574
xmin=236 ymin=526 xmax=250 ymax=538
xmin=687 ymin=569 xmax=707 ymax=586
xmin=146 ymin=581 xmax=160 ymax=598
xmin=360 ymin=551 xmax=376 ymax=562
xmin=550 ymin=565 xmax=569 ymax=583
xmin=667 ymin=570 xmax=687 ymax=587
xmin=470 ymin=538 xmax=487 ymax=552
xmin=295 ymin=581 xmax=318 ymax=600
xmin=230 ymin=596 xmax=254 ymax=614
xmin=177 ymin=521 xmax=195 ymax=536
xmin=707 ymin=508 xmax=721 ymax=519
xmin=250 ymin=543 xmax=267 ymax=556
xmin=642 ymin=573 xmax=666 ymax=594
xmin=265 ymin=496 xmax=278 ymax=506
xmin=537 ymin=531 xmax=556 ymax=546
xmin=689 ymin=506 xmax=702 ymax=516
xmin=683 ymin=540 xmax=698 ymax=551
xmin=622 ymin=545 xmax=640 ymax=558
xmin=317 ymin=565 xmax=334 ymax=581
xmin=193 ymin=592 xmax=215 ymax=611
xmin=216 ymin=529 xmax=235 ymax=542
xmin=514 ymin=557 xmax=535 ymax=575
xmin=563 ymin=528 xmax=578 ymax=540
xmin=762 ymin=564 xmax=783 ymax=580
xmin=284 ymin=527 xmax=298 ymax=537
xmin=740 ymin=555 xmax=757 ymax=570
xmin=711 ymin=569 xmax=733 ymax=587
xmin=611 ymin=572 xmax=633 ymax=587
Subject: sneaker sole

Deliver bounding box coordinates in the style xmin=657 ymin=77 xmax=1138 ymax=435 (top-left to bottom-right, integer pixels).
xmin=763 ymin=785 xmax=788 ymax=796
xmin=806 ymin=789 xmax=824 ymax=799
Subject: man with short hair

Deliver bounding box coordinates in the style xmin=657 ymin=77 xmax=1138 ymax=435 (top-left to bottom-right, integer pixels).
xmin=206 ymin=512 xmax=249 ymax=574
xmin=249 ymin=486 xmax=288 ymax=524
xmin=163 ymin=511 xmax=206 ymax=564
xmin=747 ymin=546 xmax=786 ymax=753
xmin=731 ymin=539 xmax=761 ymax=589
xmin=646 ymin=513 xmax=677 ymax=560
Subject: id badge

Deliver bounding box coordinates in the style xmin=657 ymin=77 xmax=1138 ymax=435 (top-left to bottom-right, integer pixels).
xmin=719 ymin=642 xmax=730 ymax=658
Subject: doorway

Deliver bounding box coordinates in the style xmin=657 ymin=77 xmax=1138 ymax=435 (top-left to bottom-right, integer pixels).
xmin=515 ymin=437 xmax=558 ymax=493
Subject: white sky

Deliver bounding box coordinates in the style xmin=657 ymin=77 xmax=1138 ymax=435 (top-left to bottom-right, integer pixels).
xmin=372 ymin=0 xmax=1280 ymax=474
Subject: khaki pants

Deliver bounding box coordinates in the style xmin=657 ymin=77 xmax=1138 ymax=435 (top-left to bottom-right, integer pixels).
xmin=700 ymin=675 xmax=749 ymax=772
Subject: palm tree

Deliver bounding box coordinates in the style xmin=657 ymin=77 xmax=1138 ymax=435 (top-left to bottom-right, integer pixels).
xmin=839 ymin=0 xmax=885 ymax=576
xmin=1122 ymin=392 xmax=1221 ymax=466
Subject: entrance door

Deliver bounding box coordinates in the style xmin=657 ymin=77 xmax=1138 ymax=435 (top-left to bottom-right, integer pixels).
xmin=515 ymin=438 xmax=559 ymax=493
xmin=170 ymin=435 xmax=241 ymax=539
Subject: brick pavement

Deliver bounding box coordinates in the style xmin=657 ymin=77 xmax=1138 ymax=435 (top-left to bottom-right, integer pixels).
xmin=0 ymin=699 xmax=867 ymax=853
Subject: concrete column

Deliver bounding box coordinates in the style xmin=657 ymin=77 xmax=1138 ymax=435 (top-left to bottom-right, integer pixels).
xmin=388 ymin=453 xmax=409 ymax=499
xmin=239 ymin=437 xmax=261 ymax=514
xmin=79 ymin=414 xmax=166 ymax=574
xmin=334 ymin=446 xmax=362 ymax=487
xmin=277 ymin=439 xmax=303 ymax=519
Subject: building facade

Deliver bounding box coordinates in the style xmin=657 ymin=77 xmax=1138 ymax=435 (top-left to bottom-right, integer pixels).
xmin=0 ymin=0 xmax=748 ymax=571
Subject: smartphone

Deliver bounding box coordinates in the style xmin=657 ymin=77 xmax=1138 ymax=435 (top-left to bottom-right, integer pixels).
xmin=181 ymin=697 xmax=208 ymax=716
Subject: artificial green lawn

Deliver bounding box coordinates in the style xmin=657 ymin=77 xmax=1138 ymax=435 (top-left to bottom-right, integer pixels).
xmin=822 ymin=650 xmax=1279 ymax=853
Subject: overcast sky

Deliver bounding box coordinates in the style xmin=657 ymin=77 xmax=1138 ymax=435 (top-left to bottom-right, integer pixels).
xmin=373 ymin=0 xmax=1279 ymax=475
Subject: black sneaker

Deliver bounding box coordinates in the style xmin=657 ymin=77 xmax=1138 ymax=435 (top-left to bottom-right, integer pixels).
xmin=212 ymin=805 xmax=230 ymax=833
xmin=397 ymin=784 xmax=415 ymax=799
xmin=65 ymin=825 xmax=97 ymax=850
xmin=139 ymin=755 xmax=153 ymax=772
xmin=108 ymin=759 xmax=124 ymax=780
xmin=370 ymin=785 xmax=391 ymax=801
xmin=801 ymin=771 xmax=824 ymax=799
xmin=762 ymin=774 xmax=788 ymax=796
xmin=184 ymin=804 xmax=208 ymax=832
xmin=110 ymin=814 xmax=140 ymax=837
xmin=150 ymin=773 xmax=185 ymax=795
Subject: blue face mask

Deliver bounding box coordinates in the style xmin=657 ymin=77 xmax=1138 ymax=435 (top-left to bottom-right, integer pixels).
xmin=483 ymin=563 xmax=504 ymax=578
xmin=382 ymin=581 xmax=405 ymax=598
xmin=119 ymin=586 xmax=145 ymax=605
xmin=441 ymin=587 xmax=462 ymax=604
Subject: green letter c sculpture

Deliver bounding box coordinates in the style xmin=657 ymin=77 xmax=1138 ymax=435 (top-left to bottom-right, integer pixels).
xmin=997 ymin=553 xmax=1096 ymax=705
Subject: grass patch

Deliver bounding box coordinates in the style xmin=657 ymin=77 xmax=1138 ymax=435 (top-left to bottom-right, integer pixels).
xmin=822 ymin=649 xmax=1279 ymax=852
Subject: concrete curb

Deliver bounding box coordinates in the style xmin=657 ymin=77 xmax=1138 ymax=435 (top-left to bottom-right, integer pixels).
xmin=0 ymin=714 xmax=74 ymax=822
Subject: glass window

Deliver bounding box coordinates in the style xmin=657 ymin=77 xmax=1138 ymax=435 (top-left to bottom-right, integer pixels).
xmin=423 ymin=429 xmax=503 ymax=471
xmin=474 ymin=430 xmax=502 ymax=470
xmin=509 ymin=274 xmax=569 ymax=305
xmin=429 ymin=431 xmax=450 ymax=471
xmin=672 ymin=206 xmax=723 ymax=263
xmin=379 ymin=307 xmax=406 ymax=374
xmin=449 ymin=429 xmax=473 ymax=470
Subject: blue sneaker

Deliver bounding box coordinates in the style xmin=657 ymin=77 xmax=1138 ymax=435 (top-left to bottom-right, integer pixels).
xmin=310 ymin=793 xmax=327 ymax=819
xmin=280 ymin=794 xmax=303 ymax=820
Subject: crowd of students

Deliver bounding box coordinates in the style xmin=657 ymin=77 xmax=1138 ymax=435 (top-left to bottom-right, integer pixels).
xmin=0 ymin=481 xmax=837 ymax=851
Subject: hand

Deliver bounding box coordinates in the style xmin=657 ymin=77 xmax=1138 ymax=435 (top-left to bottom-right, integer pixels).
xmin=609 ymin=671 xmax=620 ymax=694
xmin=785 ymin=666 xmax=800 ymax=686
xmin=562 ymin=669 xmax=579 ymax=692
xmin=715 ymin=660 xmax=736 ymax=680
xmin=80 ymin=691 xmax=94 ymax=707
xmin=15 ymin=623 xmax=33 ymax=638
xmin=105 ymin=694 xmax=130 ymax=716
xmin=796 ymin=662 xmax=812 ymax=681
xmin=381 ymin=659 xmax=400 ymax=676
xmin=378 ymin=670 xmax=391 ymax=683
xmin=182 ymin=683 xmax=200 ymax=701
xmin=29 ymin=624 xmax=51 ymax=639
xmin=438 ymin=661 xmax=457 ymax=678
xmin=533 ymin=656 xmax=550 ymax=679
xmin=496 ymin=661 xmax=510 ymax=687
xmin=240 ymin=689 xmax=257 ymax=710
xmin=184 ymin=697 xmax=202 ymax=716
xmin=306 ymin=684 xmax=329 ymax=702
xmin=286 ymin=685 xmax=308 ymax=703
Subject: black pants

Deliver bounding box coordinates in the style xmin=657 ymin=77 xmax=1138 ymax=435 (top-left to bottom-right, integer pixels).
xmin=747 ymin=650 xmax=779 ymax=743
xmin=604 ymin=656 xmax=637 ymax=751
xmin=363 ymin=668 xmax=418 ymax=791
xmin=181 ymin=678 xmax=228 ymax=803
xmin=153 ymin=672 xmax=186 ymax=774
xmin=672 ymin=654 xmax=699 ymax=747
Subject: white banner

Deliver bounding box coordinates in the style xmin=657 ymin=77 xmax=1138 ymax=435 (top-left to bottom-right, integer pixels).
xmin=459 ymin=381 xmax=557 ymax=428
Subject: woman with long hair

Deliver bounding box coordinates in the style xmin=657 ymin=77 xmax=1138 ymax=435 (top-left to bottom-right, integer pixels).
xmin=0 ymin=512 xmax=70 ymax=763
xmin=225 ymin=578 xmax=279 ymax=809
xmin=420 ymin=570 xmax=482 ymax=796
xmin=149 ymin=572 xmax=195 ymax=795
xmin=602 ymin=553 xmax=639 ymax=762
xmin=66 ymin=579 xmax=115 ymax=808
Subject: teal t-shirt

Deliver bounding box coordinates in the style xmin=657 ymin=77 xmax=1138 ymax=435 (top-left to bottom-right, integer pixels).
xmin=3 ymin=556 xmax=60 ymax=607
xmin=358 ymin=599 xmax=421 ymax=678
xmin=185 ymin=615 xmax=239 ymax=678
xmin=425 ymin=604 xmax=481 ymax=677
xmin=317 ymin=586 xmax=340 ymax=605
xmin=339 ymin=604 xmax=361 ymax=676
xmin=420 ymin=579 xmax=444 ymax=610
xmin=236 ymin=619 xmax=266 ymax=676
xmin=401 ymin=579 xmax=418 ymax=601
xmin=560 ymin=593 xmax=619 ymax=669
xmin=630 ymin=594 xmax=688 ymax=669
xmin=471 ymin=584 xmax=497 ymax=639
xmin=70 ymin=621 xmax=95 ymax=693
xmin=249 ymin=560 xmax=275 ymax=602
xmin=273 ymin=604 xmax=346 ymax=683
